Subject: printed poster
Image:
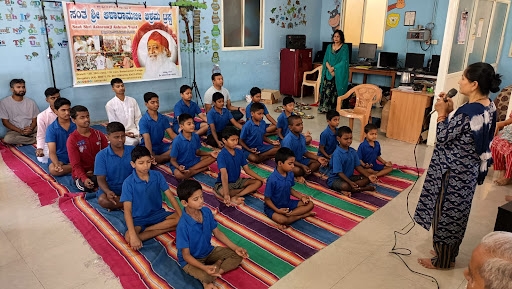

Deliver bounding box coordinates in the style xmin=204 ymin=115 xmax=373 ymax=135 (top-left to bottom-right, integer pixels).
xmin=63 ymin=2 xmax=181 ymax=86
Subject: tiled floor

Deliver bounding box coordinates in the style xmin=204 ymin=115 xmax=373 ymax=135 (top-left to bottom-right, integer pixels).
xmin=0 ymin=98 xmax=510 ymax=289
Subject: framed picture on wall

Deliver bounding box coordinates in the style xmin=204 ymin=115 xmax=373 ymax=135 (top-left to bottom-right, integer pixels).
xmin=404 ymin=11 xmax=416 ymax=26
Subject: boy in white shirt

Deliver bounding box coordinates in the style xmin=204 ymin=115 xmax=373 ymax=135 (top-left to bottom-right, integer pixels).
xmin=105 ymin=78 xmax=142 ymax=145
xmin=35 ymin=87 xmax=60 ymax=163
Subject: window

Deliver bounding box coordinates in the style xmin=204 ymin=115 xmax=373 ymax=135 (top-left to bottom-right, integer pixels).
xmin=342 ymin=0 xmax=387 ymax=47
xmin=222 ymin=0 xmax=264 ymax=50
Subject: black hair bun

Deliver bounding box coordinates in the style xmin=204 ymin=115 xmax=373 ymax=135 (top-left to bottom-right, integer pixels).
xmin=490 ymin=73 xmax=502 ymax=93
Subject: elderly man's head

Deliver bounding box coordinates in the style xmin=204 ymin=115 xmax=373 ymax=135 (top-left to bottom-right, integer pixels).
xmin=147 ymin=31 xmax=171 ymax=59
xmin=464 ymin=231 xmax=512 ymax=289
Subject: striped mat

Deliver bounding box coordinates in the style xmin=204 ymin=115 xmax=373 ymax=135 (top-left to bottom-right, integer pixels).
xmin=0 ymin=121 xmax=423 ymax=289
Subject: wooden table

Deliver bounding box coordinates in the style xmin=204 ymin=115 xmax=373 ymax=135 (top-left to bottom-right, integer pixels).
xmin=349 ymin=67 xmax=397 ymax=88
xmin=386 ymin=89 xmax=434 ymax=144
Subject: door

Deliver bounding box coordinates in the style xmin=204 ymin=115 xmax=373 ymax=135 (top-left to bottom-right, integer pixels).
xmin=426 ymin=0 xmax=510 ymax=145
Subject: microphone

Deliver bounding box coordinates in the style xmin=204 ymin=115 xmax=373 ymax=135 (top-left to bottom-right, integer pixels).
xmin=428 ymin=88 xmax=458 ymax=115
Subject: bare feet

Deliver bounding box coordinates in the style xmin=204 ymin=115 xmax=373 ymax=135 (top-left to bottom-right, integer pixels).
xmin=307 ymin=212 xmax=317 ymax=217
xmin=202 ymin=282 xmax=217 ymax=289
xmin=418 ymin=258 xmax=436 ymax=269
xmin=295 ymin=176 xmax=306 ymax=184
xmin=429 ymin=250 xmax=455 ymax=267
xmin=340 ymin=191 xmax=351 ymax=197
xmin=124 ymin=232 xmax=131 ymax=244
xmin=276 ymin=224 xmax=288 ymax=230
xmin=494 ymin=177 xmax=512 ymax=186
xmin=230 ymin=196 xmax=245 ymax=206
xmin=506 ymin=195 xmax=512 ymax=202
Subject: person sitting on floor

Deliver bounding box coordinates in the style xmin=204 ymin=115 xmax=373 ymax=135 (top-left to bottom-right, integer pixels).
xmin=46 ymin=98 xmax=75 ymax=176
xmin=239 ymin=102 xmax=280 ymax=163
xmin=245 ymin=87 xmax=277 ymax=133
xmin=170 ymin=114 xmax=218 ymax=180
xmin=276 ymin=96 xmax=312 ymax=144
xmin=318 ymin=110 xmax=340 ymax=159
xmin=172 ymin=85 xmax=208 ymax=136
xmin=105 ymin=78 xmax=143 ymax=146
xmin=327 ymin=126 xmax=377 ymax=197
xmin=357 ymin=123 xmax=393 ymax=177
xmin=281 ymin=115 xmax=328 ymax=181
xmin=176 ymin=179 xmax=248 ymax=289
xmin=204 ymin=72 xmax=245 ymax=122
xmin=67 ymin=105 xmax=108 ymax=192
xmin=139 ymin=92 xmax=177 ymax=164
xmin=35 ymin=87 xmax=60 ymax=163
xmin=121 ymin=146 xmax=182 ymax=250
xmin=205 ymin=92 xmax=242 ymax=148
xmin=0 ymin=78 xmax=39 ymax=145
xmin=264 ymin=147 xmax=316 ymax=229
xmin=215 ymin=127 xmax=265 ymax=206
xmin=94 ymin=122 xmax=135 ymax=210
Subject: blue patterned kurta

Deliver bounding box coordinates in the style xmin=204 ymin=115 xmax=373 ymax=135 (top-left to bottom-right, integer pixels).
xmin=414 ymin=102 xmax=496 ymax=245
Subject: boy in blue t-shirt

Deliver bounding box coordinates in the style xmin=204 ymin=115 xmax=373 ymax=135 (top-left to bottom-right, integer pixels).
xmin=139 ymin=92 xmax=177 ymax=164
xmin=94 ymin=122 xmax=135 ymax=210
xmin=170 ymin=114 xmax=218 ymax=180
xmin=172 ymin=85 xmax=208 ymax=136
xmin=276 ymin=96 xmax=312 ymax=144
xmin=176 ymin=180 xmax=248 ymax=288
xmin=46 ymin=97 xmax=75 ymax=176
xmin=205 ymin=92 xmax=242 ymax=148
xmin=264 ymin=148 xmax=315 ymax=229
xmin=328 ymin=126 xmax=377 ymax=197
xmin=120 ymin=146 xmax=182 ymax=250
xmin=245 ymin=87 xmax=277 ymax=133
xmin=318 ymin=110 xmax=340 ymax=159
xmin=215 ymin=127 xmax=264 ymax=206
xmin=239 ymin=102 xmax=280 ymax=163
xmin=357 ymin=123 xmax=393 ymax=177
xmin=281 ymin=115 xmax=328 ymax=181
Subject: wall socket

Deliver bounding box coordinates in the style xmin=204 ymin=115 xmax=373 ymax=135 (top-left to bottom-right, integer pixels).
xmin=430 ymin=39 xmax=438 ymax=45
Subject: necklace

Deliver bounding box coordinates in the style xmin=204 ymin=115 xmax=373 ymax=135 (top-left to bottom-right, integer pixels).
xmin=470 ymin=96 xmax=488 ymax=103
xmin=191 ymin=212 xmax=203 ymax=223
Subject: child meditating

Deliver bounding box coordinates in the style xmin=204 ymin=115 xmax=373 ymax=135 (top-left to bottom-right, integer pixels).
xmin=172 ymin=85 xmax=208 ymax=136
xmin=121 ymin=146 xmax=182 ymax=250
xmin=281 ymin=115 xmax=328 ymax=180
xmin=245 ymin=87 xmax=277 ymax=133
xmin=215 ymin=127 xmax=264 ymax=206
xmin=318 ymin=110 xmax=340 ymax=159
xmin=170 ymin=114 xmax=218 ymax=180
xmin=139 ymin=92 xmax=177 ymax=164
xmin=357 ymin=123 xmax=393 ymax=177
xmin=276 ymin=96 xmax=312 ymax=144
xmin=264 ymin=147 xmax=315 ymax=229
xmin=239 ymin=102 xmax=280 ymax=163
xmin=46 ymin=97 xmax=75 ymax=176
xmin=176 ymin=179 xmax=249 ymax=289
xmin=206 ymin=92 xmax=242 ymax=148
xmin=328 ymin=126 xmax=377 ymax=197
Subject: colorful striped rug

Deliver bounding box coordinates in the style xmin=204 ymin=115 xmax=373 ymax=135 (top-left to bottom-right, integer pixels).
xmin=0 ymin=122 xmax=423 ymax=288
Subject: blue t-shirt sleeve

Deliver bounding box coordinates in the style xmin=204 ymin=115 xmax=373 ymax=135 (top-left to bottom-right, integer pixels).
xmin=332 ymin=152 xmax=344 ymax=174
xmin=193 ymin=134 xmax=201 ymax=151
xmin=94 ymin=151 xmax=107 ymax=176
xmin=238 ymin=149 xmax=248 ymax=167
xmin=45 ymin=124 xmax=56 ymax=143
xmin=319 ymin=131 xmax=328 ymax=147
xmin=353 ymin=150 xmax=361 ymax=166
xmin=240 ymin=124 xmax=248 ymax=140
xmin=281 ymin=135 xmax=290 ymax=148
xmin=357 ymin=144 xmax=363 ymax=160
xmin=376 ymin=141 xmax=382 ymax=156
xmin=157 ymin=171 xmax=170 ymax=191
xmin=245 ymin=104 xmax=251 ymax=120
xmin=205 ymin=208 xmax=218 ymax=231
xmin=207 ymin=111 xmax=214 ymax=124
xmin=175 ymin=221 xmax=190 ymax=250
xmin=264 ymin=176 xmax=274 ymax=198
xmin=139 ymin=116 xmax=149 ymax=135
xmin=277 ymin=114 xmax=285 ymax=129
xmin=217 ymin=150 xmax=227 ymax=169
xmin=120 ymin=179 xmax=133 ymax=202
xmin=162 ymin=115 xmax=171 ymax=130
xmin=226 ymin=109 xmax=234 ymax=120
xmin=170 ymin=139 xmax=180 ymax=158
xmin=193 ymin=102 xmax=201 ymax=116
xmin=262 ymin=104 xmax=269 ymax=115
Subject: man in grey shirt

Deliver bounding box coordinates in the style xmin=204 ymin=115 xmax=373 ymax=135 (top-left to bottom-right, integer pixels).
xmin=0 ymin=79 xmax=40 ymax=145
xmin=203 ymin=73 xmax=245 ymax=121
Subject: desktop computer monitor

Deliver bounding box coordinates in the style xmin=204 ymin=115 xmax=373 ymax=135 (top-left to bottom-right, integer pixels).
xmin=405 ymin=53 xmax=425 ymax=70
xmin=430 ymin=54 xmax=440 ymax=73
xmin=358 ymin=43 xmax=377 ymax=60
xmin=377 ymin=52 xmax=398 ymax=68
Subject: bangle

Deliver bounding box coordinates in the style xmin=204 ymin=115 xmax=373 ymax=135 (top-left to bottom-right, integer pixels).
xmin=437 ymin=116 xmax=446 ymax=122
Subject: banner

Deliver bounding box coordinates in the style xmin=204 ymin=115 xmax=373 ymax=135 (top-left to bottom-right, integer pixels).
xmin=63 ymin=2 xmax=181 ymax=86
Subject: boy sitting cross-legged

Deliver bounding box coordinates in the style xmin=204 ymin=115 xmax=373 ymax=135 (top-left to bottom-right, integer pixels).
xmin=318 ymin=110 xmax=340 ymax=159
xmin=276 ymin=96 xmax=312 ymax=144
xmin=176 ymin=179 xmax=249 ymax=289
xmin=94 ymin=121 xmax=135 ymax=210
xmin=357 ymin=123 xmax=393 ymax=177
xmin=172 ymin=85 xmax=208 ymax=136
xmin=139 ymin=92 xmax=177 ymax=164
xmin=281 ymin=115 xmax=328 ymax=181
xmin=121 ymin=146 xmax=182 ymax=250
xmin=245 ymin=87 xmax=277 ymax=133
xmin=264 ymin=147 xmax=315 ymax=229
xmin=46 ymin=97 xmax=75 ymax=176
xmin=328 ymin=126 xmax=377 ymax=197
xmin=170 ymin=113 xmax=218 ymax=180
xmin=239 ymin=102 xmax=280 ymax=163
xmin=205 ymin=92 xmax=242 ymax=148
xmin=215 ymin=127 xmax=265 ymax=206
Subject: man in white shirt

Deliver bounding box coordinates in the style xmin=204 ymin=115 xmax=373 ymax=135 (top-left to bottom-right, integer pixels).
xmin=105 ymin=78 xmax=142 ymax=145
xmin=95 ymin=51 xmax=106 ymax=70
xmin=0 ymin=79 xmax=40 ymax=145
xmin=35 ymin=87 xmax=60 ymax=163
xmin=203 ymin=73 xmax=244 ymax=121
xmin=73 ymin=36 xmax=86 ymax=55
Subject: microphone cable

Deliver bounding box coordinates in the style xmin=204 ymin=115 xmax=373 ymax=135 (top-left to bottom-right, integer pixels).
xmin=388 ymin=127 xmax=440 ymax=288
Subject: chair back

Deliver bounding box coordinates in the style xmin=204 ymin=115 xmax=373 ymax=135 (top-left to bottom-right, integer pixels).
xmin=350 ymin=84 xmax=382 ymax=115
xmin=303 ymin=65 xmax=322 ymax=83
xmin=494 ymin=85 xmax=511 ymax=122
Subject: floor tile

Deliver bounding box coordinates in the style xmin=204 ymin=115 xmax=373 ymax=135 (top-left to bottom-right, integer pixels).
xmin=0 ymin=229 xmax=22 ymax=267
xmin=0 ymin=259 xmax=44 ymax=289
xmin=71 ymin=275 xmax=123 ymax=289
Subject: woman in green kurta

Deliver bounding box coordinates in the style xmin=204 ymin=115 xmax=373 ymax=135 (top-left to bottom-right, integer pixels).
xmin=318 ymin=30 xmax=350 ymax=113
